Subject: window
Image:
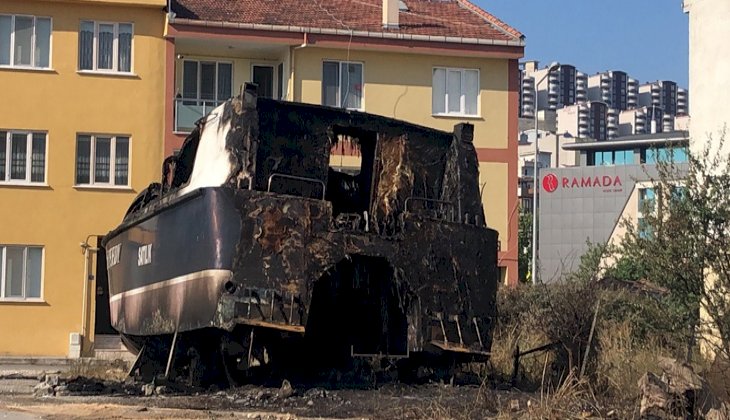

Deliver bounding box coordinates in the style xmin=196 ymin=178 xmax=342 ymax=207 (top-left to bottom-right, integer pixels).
xmin=75 ymin=134 xmax=129 ymax=186
xmin=78 ymin=21 xmax=132 ymax=73
xmin=432 ymin=67 xmax=479 ymax=116
xmin=638 ymin=187 xmax=655 ymax=239
xmin=642 ymin=146 xmax=688 ymax=164
xmin=181 ymin=60 xmax=232 ymax=105
xmin=589 ymin=149 xmax=634 ymax=166
xmin=0 ymin=14 xmax=51 ymax=68
xmin=638 ymin=188 xmax=655 ymax=213
xmin=614 ymin=149 xmax=632 ymax=165
xmin=322 ymin=61 xmax=363 ymax=110
xmin=0 ymin=246 xmax=43 ymax=300
xmin=0 ymin=131 xmax=46 ymax=184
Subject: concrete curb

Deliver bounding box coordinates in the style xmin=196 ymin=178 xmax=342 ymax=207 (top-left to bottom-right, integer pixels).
xmin=0 ymin=358 xmax=74 ymax=366
xmin=0 ymin=371 xmax=60 ymax=380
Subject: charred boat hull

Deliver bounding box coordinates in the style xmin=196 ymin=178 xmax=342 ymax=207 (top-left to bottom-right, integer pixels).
xmin=103 ymin=86 xmax=500 ymax=381
xmin=104 ymin=187 xmax=241 ymax=337
xmin=106 ymin=186 xmax=499 ymax=355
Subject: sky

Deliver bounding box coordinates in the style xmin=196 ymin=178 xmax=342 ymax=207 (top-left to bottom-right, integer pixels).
xmin=475 ymin=0 xmax=689 ymax=88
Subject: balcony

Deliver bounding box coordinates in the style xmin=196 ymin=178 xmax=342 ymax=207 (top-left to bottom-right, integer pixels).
xmin=174 ymin=98 xmax=225 ymax=133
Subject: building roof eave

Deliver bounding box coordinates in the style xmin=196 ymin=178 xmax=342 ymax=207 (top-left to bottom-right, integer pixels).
xmin=170 ymin=18 xmax=526 ymax=48
xmin=562 ymin=132 xmax=689 ymax=151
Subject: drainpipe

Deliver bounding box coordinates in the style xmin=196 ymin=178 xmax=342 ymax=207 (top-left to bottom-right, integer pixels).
xmin=80 ymin=236 xmax=100 ymax=342
xmin=289 ymin=33 xmax=308 ymax=102
xmin=167 ymin=0 xmax=176 ymax=23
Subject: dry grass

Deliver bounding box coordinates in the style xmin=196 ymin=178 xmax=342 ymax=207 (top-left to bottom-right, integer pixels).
xmin=490 ymin=323 xmax=556 ymax=389
xmin=593 ymin=321 xmax=667 ymax=403
xmin=522 ymin=373 xmax=598 ymax=419
xmin=64 ymin=358 xmax=130 ymax=381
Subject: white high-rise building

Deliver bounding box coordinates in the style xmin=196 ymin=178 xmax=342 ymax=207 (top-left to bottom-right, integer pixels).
xmin=638 ymin=80 xmax=681 ymax=116
xmin=556 ymin=102 xmax=609 ymax=141
xmin=520 ymin=61 xmax=689 ymax=139
xmin=618 ymin=108 xmax=648 ymax=136
xmin=586 ymin=71 xmax=638 ymax=111
xmin=520 ymin=73 xmax=536 ymax=118
xmin=522 ymin=62 xmax=587 ymax=114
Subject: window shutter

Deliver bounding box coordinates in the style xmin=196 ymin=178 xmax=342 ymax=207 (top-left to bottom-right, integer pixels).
xmin=25 ymin=248 xmax=43 ymax=298
xmin=78 ymin=21 xmax=94 ymax=70
xmin=10 ymin=133 xmax=27 ymax=180
xmin=199 ymin=62 xmax=217 ymax=102
xmin=31 ymin=133 xmax=45 ymax=182
xmin=322 ymin=61 xmax=339 ymax=107
xmin=447 ymin=70 xmax=461 ymax=114
xmin=5 ymin=247 xmax=24 ymax=298
xmin=0 ymin=16 xmax=10 ymax=65
xmin=97 ymin=23 xmax=114 ymax=70
xmin=94 ymin=136 xmax=111 ymax=183
xmin=0 ymin=132 xmax=6 ymax=181
xmin=75 ymin=135 xmax=91 ymax=184
xmin=432 ymin=68 xmax=446 ymax=114
xmin=182 ymin=61 xmax=198 ymax=101
xmin=34 ymin=18 xmax=51 ymax=68
xmin=13 ymin=16 xmax=33 ymax=66
xmin=118 ymin=23 xmax=132 ymax=72
xmin=217 ymin=63 xmax=232 ymax=100
xmin=464 ymin=70 xmax=479 ymax=116
xmin=115 ymin=137 xmax=129 ymax=185
xmin=340 ymin=63 xmax=362 ymax=109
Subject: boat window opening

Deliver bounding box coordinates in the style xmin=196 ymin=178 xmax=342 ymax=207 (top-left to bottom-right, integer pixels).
xmin=327 ymin=129 xmax=377 ymax=224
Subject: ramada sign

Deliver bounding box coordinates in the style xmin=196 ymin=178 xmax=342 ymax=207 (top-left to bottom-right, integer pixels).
xmin=542 ymin=173 xmax=623 ymax=193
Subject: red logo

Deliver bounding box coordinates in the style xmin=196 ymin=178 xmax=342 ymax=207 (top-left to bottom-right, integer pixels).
xmin=542 ymin=173 xmax=559 ymax=193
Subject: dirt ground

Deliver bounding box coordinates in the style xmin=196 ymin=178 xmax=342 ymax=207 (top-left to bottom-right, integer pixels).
xmin=0 ymin=380 xmax=538 ymax=420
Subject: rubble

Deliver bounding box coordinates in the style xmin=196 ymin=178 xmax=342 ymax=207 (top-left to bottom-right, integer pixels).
xmin=32 ymin=381 xmax=54 ymax=397
xmin=142 ymin=383 xmax=155 ymax=397
xmin=638 ymin=357 xmax=729 ymax=419
xmin=277 ymin=380 xmax=294 ymax=399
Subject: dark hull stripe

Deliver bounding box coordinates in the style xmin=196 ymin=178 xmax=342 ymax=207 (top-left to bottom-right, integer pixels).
xmin=109 ymin=269 xmax=232 ymax=303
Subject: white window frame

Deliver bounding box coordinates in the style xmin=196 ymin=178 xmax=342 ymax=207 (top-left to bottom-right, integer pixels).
xmin=0 ymin=130 xmax=48 ymax=185
xmin=78 ymin=20 xmax=133 ymax=73
xmin=432 ymin=67 xmax=480 ymax=117
xmin=75 ymin=134 xmax=131 ymax=188
xmin=181 ymin=59 xmax=233 ymax=103
xmin=0 ymin=245 xmax=44 ymax=302
xmin=322 ymin=60 xmax=364 ymax=111
xmin=0 ymin=14 xmax=53 ymax=70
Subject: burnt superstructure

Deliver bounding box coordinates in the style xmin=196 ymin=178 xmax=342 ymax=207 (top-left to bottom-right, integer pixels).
xmin=102 ymin=85 xmax=499 ymax=383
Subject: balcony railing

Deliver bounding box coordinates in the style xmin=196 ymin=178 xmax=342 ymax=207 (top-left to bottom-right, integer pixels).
xmin=174 ymin=98 xmax=225 ymax=133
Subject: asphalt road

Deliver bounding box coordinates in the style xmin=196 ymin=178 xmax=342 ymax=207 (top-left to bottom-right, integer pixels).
xmin=0 ymin=410 xmax=41 ymax=420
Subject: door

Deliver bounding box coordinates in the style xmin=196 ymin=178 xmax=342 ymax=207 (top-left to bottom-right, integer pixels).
xmin=252 ymin=65 xmax=274 ymax=98
xmin=94 ymin=238 xmax=116 ymax=335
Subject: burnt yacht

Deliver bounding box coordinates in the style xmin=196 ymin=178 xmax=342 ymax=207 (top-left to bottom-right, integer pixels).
xmin=102 ymin=84 xmax=499 ymax=382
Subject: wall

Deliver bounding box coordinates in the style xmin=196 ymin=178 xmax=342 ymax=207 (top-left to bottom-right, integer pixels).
xmin=293 ymin=47 xmax=518 ymax=282
xmin=517 ymin=132 xmax=579 ymax=175
xmin=684 ymin=0 xmax=730 ymax=358
xmin=537 ymin=165 xmax=671 ymax=282
xmin=0 ymin=0 xmax=165 ymax=356
xmin=684 ymin=0 xmax=730 ymax=157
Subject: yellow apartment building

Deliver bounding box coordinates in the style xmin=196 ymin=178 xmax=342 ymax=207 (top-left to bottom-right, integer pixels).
xmin=0 ymin=0 xmax=166 ymax=356
xmin=165 ymin=0 xmax=524 ymax=284
xmin=0 ymin=0 xmax=523 ymax=357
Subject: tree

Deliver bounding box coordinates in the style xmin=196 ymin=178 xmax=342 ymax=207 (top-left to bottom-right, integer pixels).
xmin=612 ymin=135 xmax=730 ymax=361
xmin=518 ymin=211 xmax=532 ymax=283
